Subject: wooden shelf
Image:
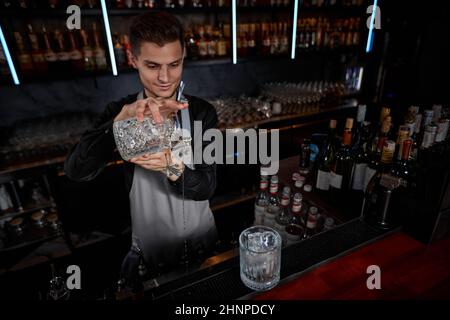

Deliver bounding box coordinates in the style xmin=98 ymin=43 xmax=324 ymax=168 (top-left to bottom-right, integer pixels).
xmin=0 ymin=100 xmax=357 ymax=176
xmin=218 ymin=98 xmax=358 ymax=130
xmin=0 ymin=202 xmax=56 ymax=221
xmin=210 ymin=192 xmax=256 ymax=211
xmin=0 ymin=231 xmax=62 ymax=254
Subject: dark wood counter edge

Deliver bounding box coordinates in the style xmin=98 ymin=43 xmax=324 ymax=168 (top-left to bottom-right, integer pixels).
xmin=238 ymin=224 xmax=401 ymax=300
xmin=0 ymin=100 xmax=357 ymax=176
xmin=141 ymin=218 xmax=397 ymax=300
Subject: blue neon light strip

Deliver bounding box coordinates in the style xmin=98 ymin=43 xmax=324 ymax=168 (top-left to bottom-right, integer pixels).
xmin=0 ymin=25 xmax=20 ymax=85
xmin=232 ymin=0 xmax=237 ymax=64
xmin=366 ymin=0 xmax=378 ymax=53
xmin=291 ymin=0 xmax=299 ymax=59
xmin=100 ymin=0 xmax=118 ymax=76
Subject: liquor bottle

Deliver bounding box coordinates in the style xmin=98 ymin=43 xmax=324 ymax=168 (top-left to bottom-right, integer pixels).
xmin=244 ymin=24 xmax=253 ymax=57
xmin=299 ymin=138 xmax=311 ymax=176
xmin=54 ymin=30 xmax=71 ymax=74
xmin=351 ymin=121 xmax=371 ymax=195
xmin=435 ymin=119 xmax=450 ymax=145
xmin=13 ymin=32 xmax=34 ymax=76
xmin=410 ymin=113 xmax=422 ymax=161
xmin=363 ymin=117 xmax=392 ymax=191
xmin=362 ymin=140 xmax=402 ymax=229
xmin=270 ymin=23 xmax=279 ymax=55
xmin=391 ymin=139 xmax=413 ymax=183
xmin=303 ymin=206 xmax=319 ymax=238
xmin=279 ymin=22 xmax=289 ymax=55
xmin=80 ymin=29 xmax=96 ymax=71
xmin=329 ymin=120 xmax=354 ymax=200
xmin=421 ymin=124 xmax=438 ymax=149
xmin=404 ymin=105 xmax=419 ymax=137
xmin=264 ymin=175 xmax=280 ymax=227
xmin=313 ymin=17 xmax=321 ymax=50
xmin=113 ymin=33 xmax=126 ymax=68
xmin=26 ymin=24 xmax=47 ymax=74
xmin=42 ymin=26 xmax=58 ymax=74
xmin=254 ymin=174 xmax=269 ymax=225
xmin=0 ymin=44 xmax=10 ymax=76
xmin=205 ymin=25 xmax=216 ymax=58
xmin=216 ymin=24 xmax=228 ymax=57
xmin=122 ymin=35 xmax=133 ymax=67
xmin=67 ymin=31 xmax=84 ymax=73
xmin=115 ymin=0 xmax=125 ymax=8
xmin=315 ymin=119 xmax=337 ymax=192
xmin=371 ymin=106 xmax=391 ymax=148
xmin=239 ymin=25 xmax=249 ymax=57
xmin=352 ymin=104 xmax=367 ymax=150
xmin=285 ymin=193 xmax=304 ymax=245
xmin=48 ymin=0 xmax=59 ymax=8
xmin=394 ymin=125 xmax=411 ymax=161
xmin=184 ymin=29 xmax=194 ymax=60
xmin=261 ymin=24 xmax=271 ymax=56
xmin=274 ymin=186 xmax=291 ymax=244
xmin=92 ymin=23 xmax=108 ymax=70
xmin=197 ymin=26 xmax=208 ymax=59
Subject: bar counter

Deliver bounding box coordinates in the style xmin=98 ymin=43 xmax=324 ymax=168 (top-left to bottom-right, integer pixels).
xmin=140 ymin=224 xmax=450 ymax=300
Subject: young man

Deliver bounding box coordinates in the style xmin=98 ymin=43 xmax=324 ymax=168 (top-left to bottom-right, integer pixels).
xmin=64 ymin=12 xmax=219 ymax=281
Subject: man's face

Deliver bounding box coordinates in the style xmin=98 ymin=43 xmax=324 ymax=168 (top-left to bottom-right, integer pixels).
xmin=129 ymin=40 xmax=184 ymax=99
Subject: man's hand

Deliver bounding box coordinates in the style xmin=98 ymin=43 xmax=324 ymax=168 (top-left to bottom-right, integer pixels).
xmin=114 ymin=97 xmax=188 ymax=123
xmin=130 ymin=150 xmax=185 ymax=181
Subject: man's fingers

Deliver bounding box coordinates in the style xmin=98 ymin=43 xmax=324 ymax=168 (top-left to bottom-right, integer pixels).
xmin=163 ymin=100 xmax=189 ymax=111
xmin=135 ymin=101 xmax=147 ymax=122
xmin=147 ymin=100 xmax=163 ymax=123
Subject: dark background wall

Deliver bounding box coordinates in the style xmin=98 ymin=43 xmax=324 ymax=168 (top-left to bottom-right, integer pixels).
xmin=0 ymin=55 xmax=346 ymax=127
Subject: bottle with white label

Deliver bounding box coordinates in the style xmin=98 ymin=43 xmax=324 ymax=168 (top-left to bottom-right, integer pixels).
xmin=254 ymin=176 xmax=269 ymax=225
xmin=274 ymin=186 xmax=291 ymax=245
xmin=285 ymin=193 xmax=304 ymax=246
xmin=264 ymin=175 xmax=280 ymax=227
xmin=315 ymin=119 xmax=337 ymax=192
xmin=362 ymin=140 xmax=398 ymax=228
xmin=351 ymin=121 xmax=371 ymax=192
xmin=329 ymin=121 xmax=354 ymax=203
xmin=304 ymin=206 xmax=319 ymax=239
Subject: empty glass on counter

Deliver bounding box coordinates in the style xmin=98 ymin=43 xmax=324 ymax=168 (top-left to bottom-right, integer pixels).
xmin=239 ymin=225 xmax=282 ymax=291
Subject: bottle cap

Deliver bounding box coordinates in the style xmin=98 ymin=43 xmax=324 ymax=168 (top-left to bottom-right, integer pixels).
xmin=309 ymin=206 xmax=318 ymax=215
xmin=282 ymin=186 xmax=291 ymax=195
xmin=345 ymin=118 xmax=354 ymax=130
xmin=295 ymin=180 xmax=304 ymax=188
xmin=270 ymin=175 xmax=278 ymax=184
xmin=303 ymin=184 xmax=312 ymax=192
xmin=324 ymin=217 xmax=335 ymax=227
xmin=329 ymin=119 xmax=337 ymax=129
xmin=292 ymin=172 xmax=301 ymax=181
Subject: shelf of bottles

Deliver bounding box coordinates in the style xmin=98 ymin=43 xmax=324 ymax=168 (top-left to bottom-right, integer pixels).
xmin=1 ymin=16 xmax=111 ymax=83
xmin=0 ymin=173 xmax=65 ymax=252
xmin=0 ymin=0 xmax=369 ymax=84
xmin=253 ymin=166 xmax=342 ymax=248
xmin=252 ymin=102 xmax=450 ymax=246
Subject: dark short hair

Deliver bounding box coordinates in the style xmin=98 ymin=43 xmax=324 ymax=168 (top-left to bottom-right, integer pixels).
xmin=129 ymin=11 xmax=184 ymax=55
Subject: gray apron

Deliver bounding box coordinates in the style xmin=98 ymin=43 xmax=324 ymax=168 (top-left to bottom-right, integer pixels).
xmin=129 ymin=91 xmax=218 ymax=269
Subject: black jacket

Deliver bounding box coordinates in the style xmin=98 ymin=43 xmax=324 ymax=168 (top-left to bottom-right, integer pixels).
xmin=64 ymin=93 xmax=218 ymax=201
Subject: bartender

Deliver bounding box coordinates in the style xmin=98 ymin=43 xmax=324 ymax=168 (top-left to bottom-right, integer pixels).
xmin=64 ymin=11 xmax=219 ymax=286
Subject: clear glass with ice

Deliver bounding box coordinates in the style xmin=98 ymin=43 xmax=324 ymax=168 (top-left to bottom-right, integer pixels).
xmin=239 ymin=225 xmax=282 ymax=291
